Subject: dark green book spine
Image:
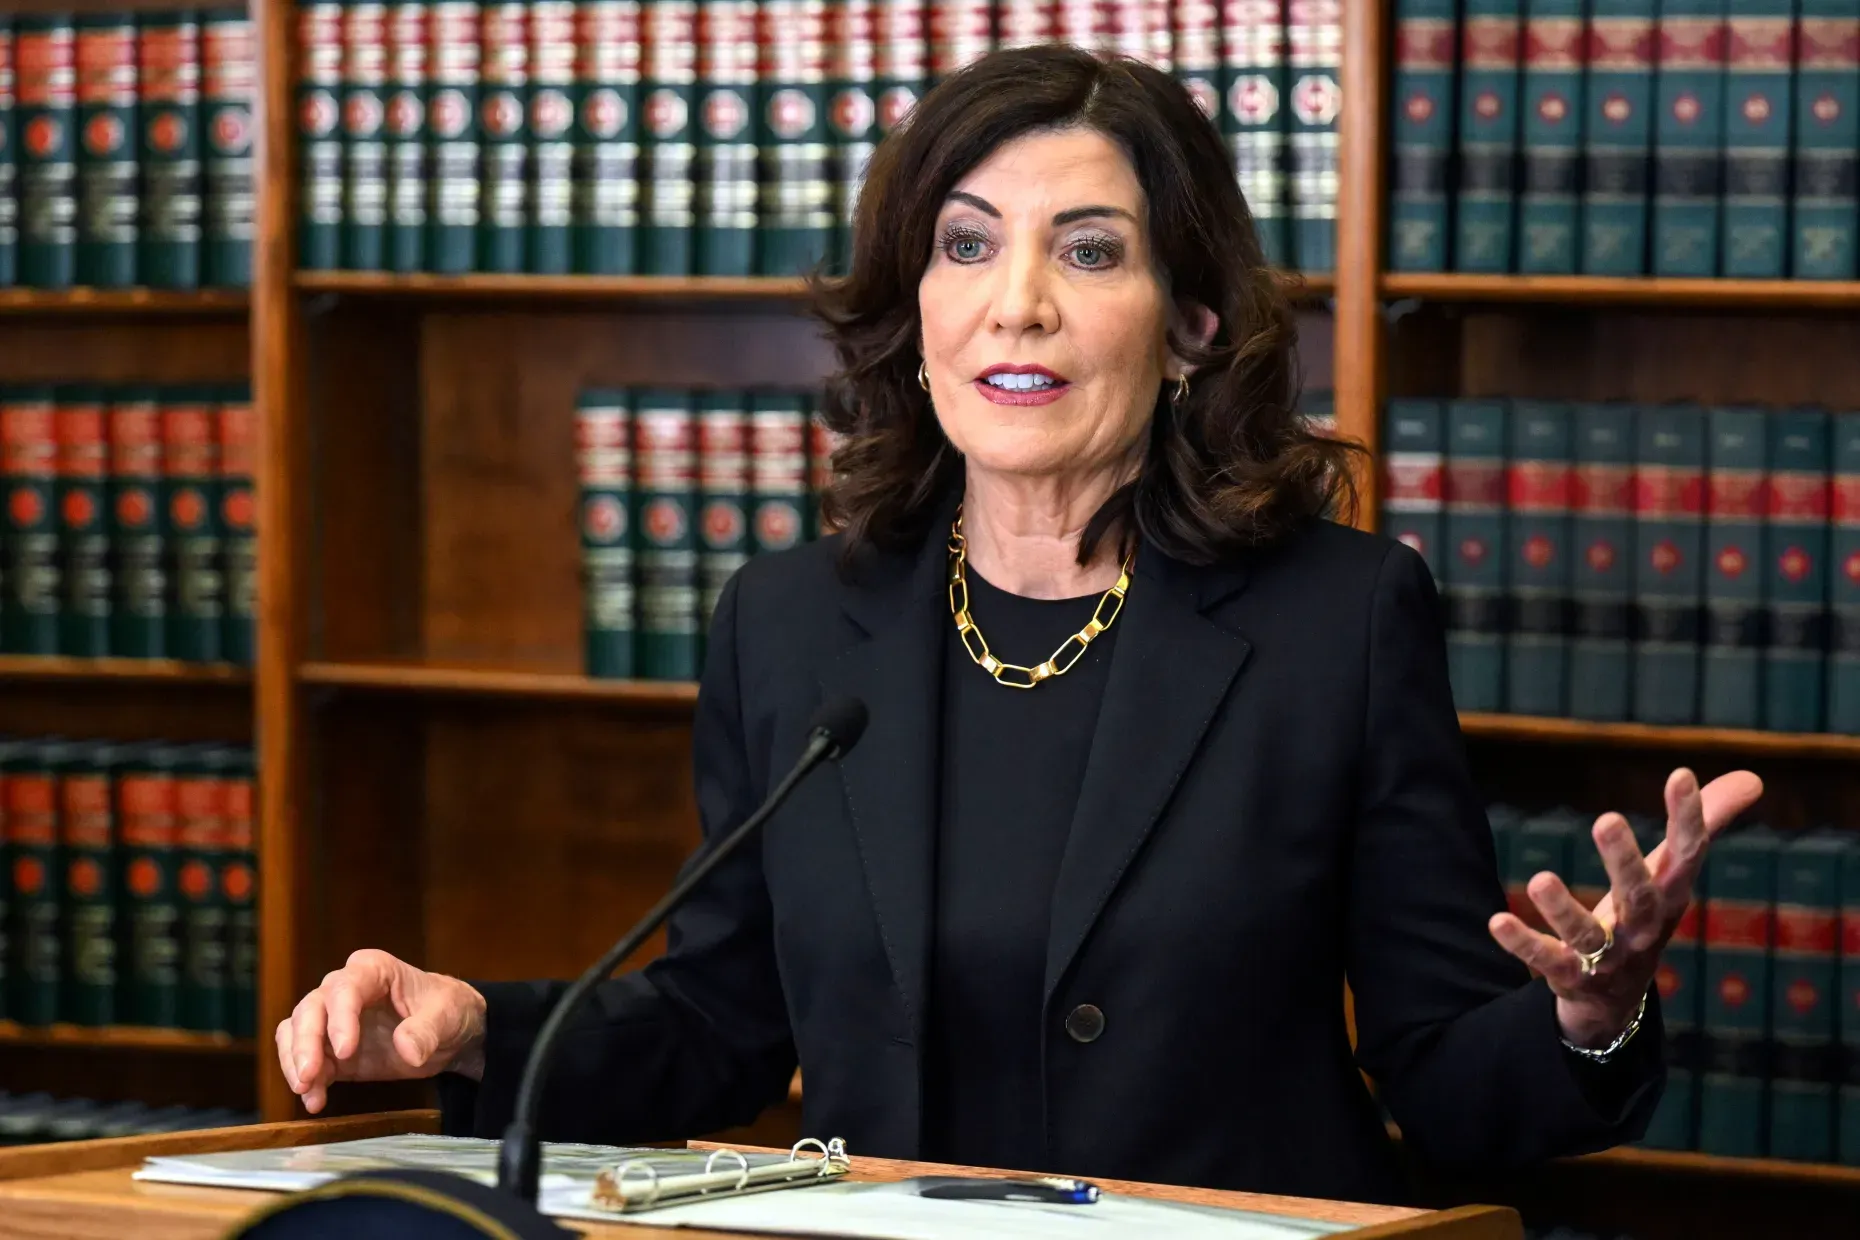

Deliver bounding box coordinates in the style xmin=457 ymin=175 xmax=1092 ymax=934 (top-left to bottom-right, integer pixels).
xmin=383 ymin=0 xmax=427 ymax=272
xmin=1721 ymin=0 xmax=1795 ymax=276
xmin=1840 ymin=841 xmax=1860 ymax=1163
xmin=0 ymin=19 xmax=17 ymax=288
xmin=1571 ymin=405 xmax=1639 ymax=721
xmin=1388 ymin=0 xmax=1457 ymax=272
xmin=2 ymin=386 xmax=60 ymax=655
xmin=478 ymin=0 xmax=528 ymax=271
xmin=1770 ymin=834 xmax=1844 ymax=1162
xmin=1830 ymin=412 xmax=1860 ymax=733
xmin=1518 ymin=0 xmax=1587 ymax=273
xmin=1455 ymin=1 xmax=1524 ymax=273
xmin=426 ymin=0 xmax=479 ymax=272
xmin=1505 ymin=401 xmax=1573 ymax=715
xmin=1381 ymin=399 xmax=1448 ymax=581
xmin=1763 ymin=408 xmax=1830 ymax=732
xmin=825 ymin=4 xmax=874 ymax=276
xmin=528 ymin=0 xmax=575 ymax=272
xmin=55 ymin=385 xmax=110 ymax=658
xmin=74 ymin=15 xmax=138 ymax=288
xmin=1224 ymin=6 xmax=1289 ymax=267
xmin=698 ymin=390 xmax=750 ymax=642
xmin=341 ymin=0 xmax=389 ymax=269
xmin=162 ymin=388 xmax=223 ymax=664
xmin=577 ymin=388 xmax=635 ymax=678
xmin=1701 ymin=406 xmax=1767 ymax=728
xmin=694 ymin=0 xmax=757 ymax=275
xmin=139 ymin=12 xmax=202 ymax=289
xmin=109 ymin=390 xmax=166 ymax=659
xmin=1632 ymin=403 xmax=1707 ymax=724
xmin=1174 ymin=1 xmax=1222 ymax=163
xmin=60 ymin=742 xmax=119 ymax=1027
xmin=0 ymin=743 xmax=13 ymax=1018
xmin=1792 ymin=3 xmax=1859 ymax=278
xmin=1511 ymin=810 xmax=1580 ymax=933
xmin=217 ymin=384 xmax=255 ymax=667
xmin=635 ymin=389 xmax=697 ymax=678
xmin=639 ymin=0 xmax=696 ymax=274
xmin=807 ymin=400 xmax=839 ymax=538
xmin=873 ymin=3 xmax=923 ymax=142
xmin=1699 ymin=827 xmax=1778 ymax=1157
xmin=221 ymin=745 xmax=255 ymax=1038
xmin=5 ymin=740 xmax=62 ymax=1026
xmin=1286 ymin=0 xmax=1341 ymax=271
xmin=175 ymin=745 xmax=227 ymax=1033
xmin=1444 ymin=399 xmax=1510 ymax=713
xmin=1645 ymin=875 xmax=1708 ymax=1148
xmin=750 ymin=391 xmax=807 ymax=554
xmin=117 ymin=743 xmax=181 ymax=1027
xmin=201 ymin=9 xmax=254 ymax=286
xmin=757 ymin=2 xmax=830 ymax=275
xmin=298 ymin=0 xmax=346 ymax=269
xmin=571 ymin=0 xmax=641 ymax=274
xmin=1583 ymin=0 xmax=1658 ymax=274
xmin=17 ymin=16 xmax=76 ymax=289
xmin=1652 ymin=0 xmax=1729 ymax=276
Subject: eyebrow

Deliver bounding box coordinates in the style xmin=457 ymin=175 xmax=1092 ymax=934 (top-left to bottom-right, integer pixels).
xmin=944 ymin=192 xmax=1137 ymax=228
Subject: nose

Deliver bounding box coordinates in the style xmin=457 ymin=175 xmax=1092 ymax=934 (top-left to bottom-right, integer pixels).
xmin=988 ymin=243 xmax=1059 ymax=337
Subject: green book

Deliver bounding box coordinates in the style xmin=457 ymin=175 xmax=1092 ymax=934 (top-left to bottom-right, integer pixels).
xmin=217 ymin=384 xmax=256 ymax=667
xmin=1286 ymin=0 xmax=1342 ymax=271
xmin=1488 ymin=803 xmax=1524 ymax=887
xmin=638 ymin=0 xmax=696 ymax=274
xmin=1764 ymin=409 xmax=1831 ymax=732
xmin=17 ymin=15 xmax=77 ymax=289
xmin=1455 ymin=1 xmax=1525 ymax=273
xmin=1701 ymin=406 xmax=1767 ymax=728
xmin=1582 ymin=0 xmax=1659 ymax=274
xmin=827 ymin=20 xmax=876 ymax=275
xmin=176 ymin=744 xmax=228 ymax=1033
xmin=297 ymin=0 xmax=345 ymax=269
xmin=698 ymin=390 xmax=750 ymax=638
xmin=1830 ymin=411 xmax=1860 ymax=733
xmin=138 ymin=12 xmax=202 ymax=289
xmin=694 ymin=1 xmax=756 ymax=276
xmin=221 ymin=745 xmax=256 ymax=1038
xmin=340 ymin=0 xmax=389 ymax=270
xmin=5 ymin=739 xmax=62 ymax=1026
xmin=1518 ymin=0 xmax=1589 ymax=273
xmin=1388 ymin=0 xmax=1458 ymax=272
xmin=577 ymin=388 xmax=635 ymax=678
xmin=382 ymin=0 xmax=426 ymax=272
xmin=425 ymin=0 xmax=480 ymax=273
xmin=1645 ymin=848 xmax=1708 ymax=1149
xmin=1699 ymin=826 xmax=1778 ymax=1157
xmin=571 ymin=0 xmax=640 ymax=274
xmin=2 ymin=385 xmax=60 ymax=655
xmin=1505 ymin=401 xmax=1574 ymax=715
xmin=60 ymin=741 xmax=121 ymax=1027
xmin=1721 ymin=0 xmax=1795 ymax=276
xmin=1791 ymin=2 xmax=1860 ymax=278
xmin=55 ymin=385 xmax=110 ymax=658
xmin=0 ymin=742 xmax=8 ymax=1019
xmin=1651 ymin=0 xmax=1729 ymax=276
xmin=478 ymin=0 xmax=528 ymax=272
xmin=750 ymin=391 xmax=808 ymax=555
xmin=527 ymin=0 xmax=575 ymax=273
xmin=0 ymin=16 xmax=17 ymax=287
xmin=1568 ymin=409 xmax=1639 ymax=721
xmin=635 ymin=389 xmax=698 ymax=679
xmin=1770 ymin=832 xmax=1845 ymax=1162
xmin=756 ymin=12 xmax=830 ymax=276
xmin=1632 ymin=403 xmax=1708 ymax=724
xmin=201 ymin=8 xmax=255 ymax=287
xmin=1444 ymin=400 xmax=1510 ymax=713
xmin=108 ymin=389 xmax=167 ymax=659
xmin=1223 ymin=9 xmax=1289 ymax=266
xmin=74 ymin=15 xmax=138 ymax=288
xmin=1381 ymin=399 xmax=1448 ymax=582
xmin=118 ymin=742 xmax=182 ymax=1027
xmin=162 ymin=387 xmax=223 ymax=664
xmin=1839 ymin=839 xmax=1860 ymax=1163
xmin=1511 ymin=809 xmax=1583 ymax=933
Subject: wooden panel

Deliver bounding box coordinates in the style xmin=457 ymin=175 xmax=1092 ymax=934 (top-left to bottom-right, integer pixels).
xmin=0 ymin=658 xmax=248 ymax=685
xmin=1462 ymin=712 xmax=1860 ymax=758
xmin=0 ymin=1112 xmax=439 ymax=1184
xmin=0 ymin=680 xmax=252 ymax=744
xmin=0 ymin=0 xmax=215 ymax=13
xmin=0 ymin=1047 xmax=256 ymax=1115
xmin=0 ymin=322 xmax=248 ymax=383
xmin=0 ymin=289 xmax=247 ymax=316
xmin=0 ymin=1024 xmax=252 ymax=1054
xmin=1383 ymin=272 xmax=1860 ymax=309
xmin=298 ymin=661 xmax=698 ymax=705
xmin=1333 ymin=0 xmax=1385 ymax=521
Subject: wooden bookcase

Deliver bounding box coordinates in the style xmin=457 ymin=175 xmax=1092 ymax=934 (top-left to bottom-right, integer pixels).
xmin=7 ymin=0 xmax=1854 ymax=1234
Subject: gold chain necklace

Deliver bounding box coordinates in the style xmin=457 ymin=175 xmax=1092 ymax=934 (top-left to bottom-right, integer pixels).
xmin=947 ymin=508 xmax=1135 ymax=689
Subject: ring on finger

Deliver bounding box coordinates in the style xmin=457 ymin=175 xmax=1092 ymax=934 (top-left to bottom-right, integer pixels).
xmin=1575 ymin=923 xmax=1614 ymax=977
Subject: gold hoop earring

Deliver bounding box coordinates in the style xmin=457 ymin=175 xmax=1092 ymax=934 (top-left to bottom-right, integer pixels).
xmin=918 ymin=361 xmax=930 ymax=392
xmin=1171 ymin=374 xmax=1190 ymax=407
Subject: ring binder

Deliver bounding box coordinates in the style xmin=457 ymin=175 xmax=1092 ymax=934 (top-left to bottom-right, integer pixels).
xmin=588 ymin=1137 xmax=852 ymax=1214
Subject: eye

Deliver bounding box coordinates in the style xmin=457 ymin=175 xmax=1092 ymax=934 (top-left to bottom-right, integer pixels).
xmin=952 ymin=237 xmax=985 ymax=261
xmin=938 ymin=224 xmax=992 ymax=263
xmin=1071 ymin=244 xmax=1106 ymax=267
xmin=1065 ymin=236 xmax=1123 ymax=269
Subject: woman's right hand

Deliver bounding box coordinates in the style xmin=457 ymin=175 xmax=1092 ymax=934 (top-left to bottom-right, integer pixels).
xmin=276 ymin=949 xmax=489 ymax=1114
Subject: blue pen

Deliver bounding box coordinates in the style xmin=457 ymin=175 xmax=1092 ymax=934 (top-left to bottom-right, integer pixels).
xmin=911 ymin=1176 xmax=1101 ymax=1204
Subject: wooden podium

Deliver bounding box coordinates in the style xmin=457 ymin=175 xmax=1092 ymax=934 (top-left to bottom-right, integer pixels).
xmin=0 ymin=1110 xmax=1521 ymax=1239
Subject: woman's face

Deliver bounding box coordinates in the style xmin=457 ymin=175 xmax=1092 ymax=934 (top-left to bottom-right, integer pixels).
xmin=918 ymin=127 xmax=1180 ymax=485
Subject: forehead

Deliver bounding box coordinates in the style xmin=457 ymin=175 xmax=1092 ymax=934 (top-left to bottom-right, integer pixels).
xmin=945 ymin=127 xmax=1145 ymax=218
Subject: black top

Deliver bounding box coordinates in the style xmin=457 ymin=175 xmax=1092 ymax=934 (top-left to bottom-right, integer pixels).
xmin=922 ymin=568 xmax=1119 ymax=1170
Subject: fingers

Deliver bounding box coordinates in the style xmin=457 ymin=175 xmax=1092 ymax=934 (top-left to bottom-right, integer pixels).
xmin=286 ymin=991 xmax=336 ymax=1113
xmin=1699 ymin=770 xmax=1764 ymax=838
xmin=1592 ymin=813 xmax=1660 ymax=951
xmin=1527 ymin=869 xmax=1609 ymax=957
xmin=327 ymin=951 xmax=394 ymax=1062
xmin=1488 ymin=912 xmax=1584 ymax=991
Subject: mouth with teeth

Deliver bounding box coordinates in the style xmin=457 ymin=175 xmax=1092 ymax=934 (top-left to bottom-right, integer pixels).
xmin=974 ymin=365 xmax=1070 ymax=407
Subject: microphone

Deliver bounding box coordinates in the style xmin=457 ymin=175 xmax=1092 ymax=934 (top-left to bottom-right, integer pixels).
xmin=493 ymin=696 xmax=869 ymax=1203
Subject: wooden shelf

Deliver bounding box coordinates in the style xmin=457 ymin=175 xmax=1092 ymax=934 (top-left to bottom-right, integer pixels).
xmin=0 ymin=656 xmax=251 ymax=686
xmin=297 ymin=661 xmax=701 ymax=706
xmin=1380 ymin=272 xmax=1860 ymax=310
xmin=0 ymin=1021 xmax=254 ymax=1054
xmin=1570 ymin=1144 xmax=1860 ymax=1187
xmin=0 ymin=287 xmax=249 ymax=316
xmin=1459 ymin=712 xmax=1860 ymax=758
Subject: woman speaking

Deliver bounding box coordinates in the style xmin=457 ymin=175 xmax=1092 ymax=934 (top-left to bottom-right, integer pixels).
xmin=277 ymin=47 xmax=1762 ymax=1204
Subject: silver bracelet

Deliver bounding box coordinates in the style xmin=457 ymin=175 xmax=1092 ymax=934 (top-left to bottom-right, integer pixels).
xmin=1560 ymin=988 xmax=1649 ymax=1064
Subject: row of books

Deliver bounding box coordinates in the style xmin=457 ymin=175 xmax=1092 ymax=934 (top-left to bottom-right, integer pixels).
xmin=1381 ymin=398 xmax=1860 ymax=733
xmin=0 ymin=12 xmax=255 ymax=291
xmin=0 ymin=737 xmax=257 ymax=1039
xmin=0 ymin=1092 xmax=255 ymax=1145
xmin=1490 ymin=807 xmax=1860 ymax=1163
xmin=0 ymin=384 xmax=254 ymax=666
xmin=1389 ymin=0 xmax=1860 ymax=279
xmin=295 ymin=0 xmax=1342 ymax=276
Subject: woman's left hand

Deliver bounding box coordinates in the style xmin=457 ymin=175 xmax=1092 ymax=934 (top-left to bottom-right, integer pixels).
xmin=1487 ymin=767 xmax=1765 ymax=1049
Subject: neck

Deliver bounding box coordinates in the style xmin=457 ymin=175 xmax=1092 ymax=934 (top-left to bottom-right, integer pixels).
xmin=959 ymin=462 xmax=1132 ymax=599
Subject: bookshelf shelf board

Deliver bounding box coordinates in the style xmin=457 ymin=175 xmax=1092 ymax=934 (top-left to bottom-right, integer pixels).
xmin=298 ymin=661 xmax=702 ymax=706
xmin=0 ymin=1022 xmax=255 ymax=1054
xmin=1572 ymin=1145 xmax=1860 ymax=1187
xmin=1380 ymin=273 xmax=1860 ymax=310
xmin=1459 ymin=712 xmax=1860 ymax=758
xmin=0 ymin=656 xmax=252 ymax=686
xmin=0 ymin=287 xmax=249 ymax=316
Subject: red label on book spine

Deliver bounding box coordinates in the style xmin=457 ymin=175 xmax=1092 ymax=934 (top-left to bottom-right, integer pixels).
xmin=1508 ymin=460 xmax=1571 ymax=511
xmin=1670 ymin=898 xmax=1702 ymax=945
xmin=1726 ymin=18 xmax=1794 ymax=69
xmin=1768 ymin=471 xmax=1831 ymax=520
xmin=1706 ymin=900 xmax=1775 ymax=950
xmin=1774 ymin=905 xmax=1839 ymax=954
xmin=1445 ymin=460 xmax=1506 ymax=505
xmin=1633 ymin=465 xmax=1705 ymax=516
xmin=1571 ymin=462 xmax=1636 ymax=515
xmin=1588 ymin=17 xmax=1655 ymax=70
xmin=1526 ymin=17 xmax=1583 ymax=67
xmin=1709 ymin=469 xmax=1765 ymax=518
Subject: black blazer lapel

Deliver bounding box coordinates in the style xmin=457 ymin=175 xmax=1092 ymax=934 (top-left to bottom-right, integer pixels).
xmin=1043 ymin=550 xmax=1253 ymax=1002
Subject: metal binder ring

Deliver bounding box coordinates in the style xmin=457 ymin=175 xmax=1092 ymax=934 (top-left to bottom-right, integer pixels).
xmin=705 ymin=1148 xmax=751 ymax=1190
xmin=616 ymin=1159 xmax=661 ymax=1207
xmin=790 ymin=1137 xmax=829 ymax=1163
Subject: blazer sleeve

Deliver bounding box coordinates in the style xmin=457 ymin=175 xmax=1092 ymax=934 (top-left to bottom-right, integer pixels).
xmin=436 ymin=570 xmax=799 ymax=1144
xmin=1344 ymin=540 xmax=1666 ymax=1169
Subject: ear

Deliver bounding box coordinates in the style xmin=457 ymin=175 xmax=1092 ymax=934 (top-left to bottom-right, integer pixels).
xmin=1166 ymin=300 xmax=1219 ymax=379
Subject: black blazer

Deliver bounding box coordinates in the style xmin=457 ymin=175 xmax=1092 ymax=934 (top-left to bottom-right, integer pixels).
xmin=439 ymin=492 xmax=1663 ymax=1205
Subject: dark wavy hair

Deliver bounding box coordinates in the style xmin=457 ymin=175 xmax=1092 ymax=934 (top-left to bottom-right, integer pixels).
xmin=807 ymin=44 xmax=1362 ymax=568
